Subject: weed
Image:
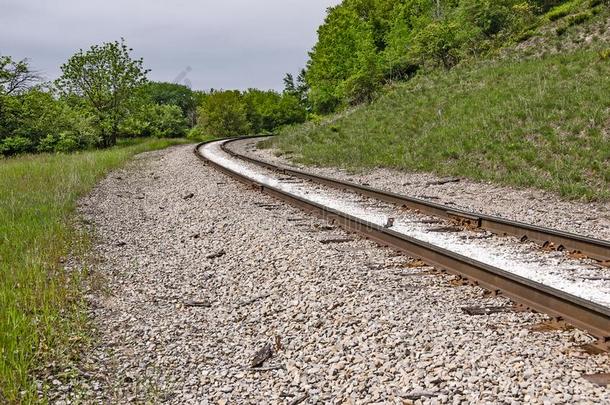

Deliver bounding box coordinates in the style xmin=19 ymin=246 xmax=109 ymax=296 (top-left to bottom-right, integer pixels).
xmin=0 ymin=138 xmax=187 ymax=402
xmin=567 ymin=11 xmax=593 ymax=26
xmin=545 ymin=0 xmax=581 ymax=21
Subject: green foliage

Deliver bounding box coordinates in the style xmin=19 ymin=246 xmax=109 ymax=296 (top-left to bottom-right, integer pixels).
xmin=56 ymin=39 xmax=149 ymax=146
xmin=0 ymin=88 xmax=100 ymax=155
xmin=120 ymin=103 xmax=188 ymax=138
xmin=190 ymin=89 xmax=306 ymax=138
xmin=0 ymin=55 xmax=40 ymax=95
xmin=545 ymin=0 xmax=581 ymax=20
xmin=195 ymin=90 xmax=250 ymax=137
xmin=243 ymin=89 xmax=307 ymax=133
xmin=301 ymin=0 xmax=586 ymax=114
xmin=274 ymin=48 xmax=610 ymax=200
xmin=0 ymin=136 xmax=33 ymax=155
xmin=410 ymin=20 xmax=462 ymax=69
xmin=566 ymin=10 xmax=593 ymax=25
xmin=0 ymin=138 xmax=187 ymax=403
xmin=283 ymin=69 xmax=309 ymax=108
xmin=139 ymin=82 xmax=196 ymax=124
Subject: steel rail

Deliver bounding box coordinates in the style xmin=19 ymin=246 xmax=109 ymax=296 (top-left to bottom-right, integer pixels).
xmin=221 ymin=136 xmax=610 ymax=263
xmin=195 ymin=139 xmax=610 ymax=348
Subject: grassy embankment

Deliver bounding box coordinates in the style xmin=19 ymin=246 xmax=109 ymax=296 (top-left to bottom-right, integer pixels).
xmin=0 ymin=138 xmax=188 ymax=403
xmin=269 ymin=12 xmax=610 ymax=200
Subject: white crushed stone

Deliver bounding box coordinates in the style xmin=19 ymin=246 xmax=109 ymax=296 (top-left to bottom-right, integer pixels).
xmin=46 ymin=144 xmax=610 ymax=404
xmin=203 ymin=141 xmax=610 ymax=307
xmin=238 ymin=138 xmax=610 ymax=241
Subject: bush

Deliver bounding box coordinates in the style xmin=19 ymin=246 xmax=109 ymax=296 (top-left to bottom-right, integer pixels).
xmin=411 ymin=21 xmax=462 ymax=69
xmin=54 ymin=132 xmax=79 ymax=152
xmin=148 ymin=104 xmax=187 ymax=138
xmin=566 ymin=11 xmax=592 ymax=26
xmin=36 ymin=134 xmax=57 ymax=152
xmin=0 ymin=88 xmax=100 ymax=155
xmin=194 ymin=91 xmax=250 ymax=137
xmin=120 ymin=103 xmax=188 ymax=138
xmin=556 ymin=24 xmax=568 ymax=35
xmin=546 ymin=1 xmax=580 ymax=21
xmin=0 ymin=136 xmax=33 ymax=155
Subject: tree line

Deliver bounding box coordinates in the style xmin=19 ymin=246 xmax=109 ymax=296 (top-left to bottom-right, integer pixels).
xmin=0 ymin=39 xmax=307 ymax=155
xmin=291 ymin=0 xmax=606 ymax=114
xmin=3 ymin=0 xmax=603 ymax=156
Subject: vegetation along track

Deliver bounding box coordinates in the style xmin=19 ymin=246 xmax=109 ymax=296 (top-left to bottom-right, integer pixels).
xmin=195 ymin=137 xmax=610 ymax=350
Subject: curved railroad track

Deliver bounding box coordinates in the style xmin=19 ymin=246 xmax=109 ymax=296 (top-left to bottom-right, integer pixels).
xmin=195 ymin=137 xmax=610 ymax=351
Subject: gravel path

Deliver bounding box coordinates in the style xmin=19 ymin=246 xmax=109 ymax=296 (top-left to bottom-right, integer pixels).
xmin=51 ymin=145 xmax=609 ymax=404
xmin=235 ymin=139 xmax=610 ymax=241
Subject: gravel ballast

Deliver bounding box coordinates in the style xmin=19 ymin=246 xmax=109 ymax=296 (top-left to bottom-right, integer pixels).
xmin=50 ymin=145 xmax=610 ymax=404
xmin=236 ymin=138 xmax=610 ymax=241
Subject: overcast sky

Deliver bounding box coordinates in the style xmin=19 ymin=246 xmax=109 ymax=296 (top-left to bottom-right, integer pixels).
xmin=0 ymin=0 xmax=341 ymax=91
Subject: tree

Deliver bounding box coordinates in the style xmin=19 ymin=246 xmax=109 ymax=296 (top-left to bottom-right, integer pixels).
xmin=283 ymin=69 xmax=310 ymax=108
xmin=140 ymin=81 xmax=196 ymax=125
xmin=120 ymin=103 xmax=187 ymax=138
xmin=0 ymin=56 xmax=41 ymax=95
xmin=196 ymin=90 xmax=250 ymax=137
xmin=56 ymin=39 xmax=148 ymax=147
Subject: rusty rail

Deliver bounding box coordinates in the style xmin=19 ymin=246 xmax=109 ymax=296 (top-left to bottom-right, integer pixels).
xmin=221 ymin=136 xmax=610 ymax=263
xmin=195 ymin=139 xmax=610 ymax=349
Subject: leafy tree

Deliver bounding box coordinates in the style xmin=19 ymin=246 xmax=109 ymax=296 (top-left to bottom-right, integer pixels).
xmin=140 ymin=81 xmax=196 ymax=125
xmin=410 ymin=20 xmax=462 ymax=69
xmin=243 ymin=89 xmax=307 ymax=133
xmin=0 ymin=56 xmax=41 ymax=95
xmin=120 ymin=103 xmax=187 ymax=138
xmin=195 ymin=90 xmax=250 ymax=137
xmin=283 ymin=69 xmax=310 ymax=108
xmin=0 ymin=87 xmax=98 ymax=155
xmin=301 ymin=0 xmax=555 ymax=112
xmin=55 ymin=39 xmax=148 ymax=147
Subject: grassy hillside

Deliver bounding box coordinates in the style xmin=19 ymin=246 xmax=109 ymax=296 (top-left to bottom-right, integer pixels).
xmin=0 ymin=138 xmax=187 ymax=403
xmin=269 ymin=7 xmax=610 ymax=200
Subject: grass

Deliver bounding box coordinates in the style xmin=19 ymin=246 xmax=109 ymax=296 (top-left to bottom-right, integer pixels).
xmin=270 ymin=47 xmax=610 ymax=201
xmin=0 ymin=137 xmax=188 ymax=403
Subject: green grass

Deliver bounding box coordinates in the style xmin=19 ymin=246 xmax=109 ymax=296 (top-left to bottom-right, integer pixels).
xmin=271 ymin=48 xmax=610 ymax=200
xmin=0 ymin=138 xmax=188 ymax=403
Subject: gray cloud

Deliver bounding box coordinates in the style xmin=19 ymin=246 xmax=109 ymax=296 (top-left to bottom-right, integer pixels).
xmin=0 ymin=0 xmax=340 ymax=90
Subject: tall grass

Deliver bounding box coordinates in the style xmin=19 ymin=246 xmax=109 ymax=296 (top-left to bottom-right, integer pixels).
xmin=0 ymin=138 xmax=188 ymax=403
xmin=272 ymin=49 xmax=610 ymax=200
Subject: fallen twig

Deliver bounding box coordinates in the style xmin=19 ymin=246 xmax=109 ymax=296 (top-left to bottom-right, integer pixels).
xmin=183 ymin=300 xmax=211 ymax=308
xmin=246 ymin=364 xmax=285 ymax=372
xmin=206 ymin=249 xmax=225 ymax=259
xmin=426 ymin=177 xmax=460 ymax=186
xmin=288 ymin=394 xmax=309 ymax=405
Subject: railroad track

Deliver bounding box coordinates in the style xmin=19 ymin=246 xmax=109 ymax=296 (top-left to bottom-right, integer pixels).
xmin=195 ymin=137 xmax=610 ymax=351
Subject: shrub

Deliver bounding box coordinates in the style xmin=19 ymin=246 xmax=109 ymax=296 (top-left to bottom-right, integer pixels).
xmin=343 ymin=71 xmax=380 ymax=105
xmin=556 ymin=25 xmax=568 ymax=35
xmin=148 ymin=104 xmax=187 ymax=138
xmin=195 ymin=91 xmax=250 ymax=137
xmin=515 ymin=29 xmax=537 ymax=42
xmin=0 ymin=136 xmax=33 ymax=155
xmin=566 ymin=11 xmax=592 ymax=26
xmin=36 ymin=134 xmax=58 ymax=152
xmin=54 ymin=132 xmax=80 ymax=152
xmin=545 ymin=1 xmax=580 ymax=21
xmin=411 ymin=21 xmax=462 ymax=69
xmin=119 ymin=103 xmax=188 ymax=138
